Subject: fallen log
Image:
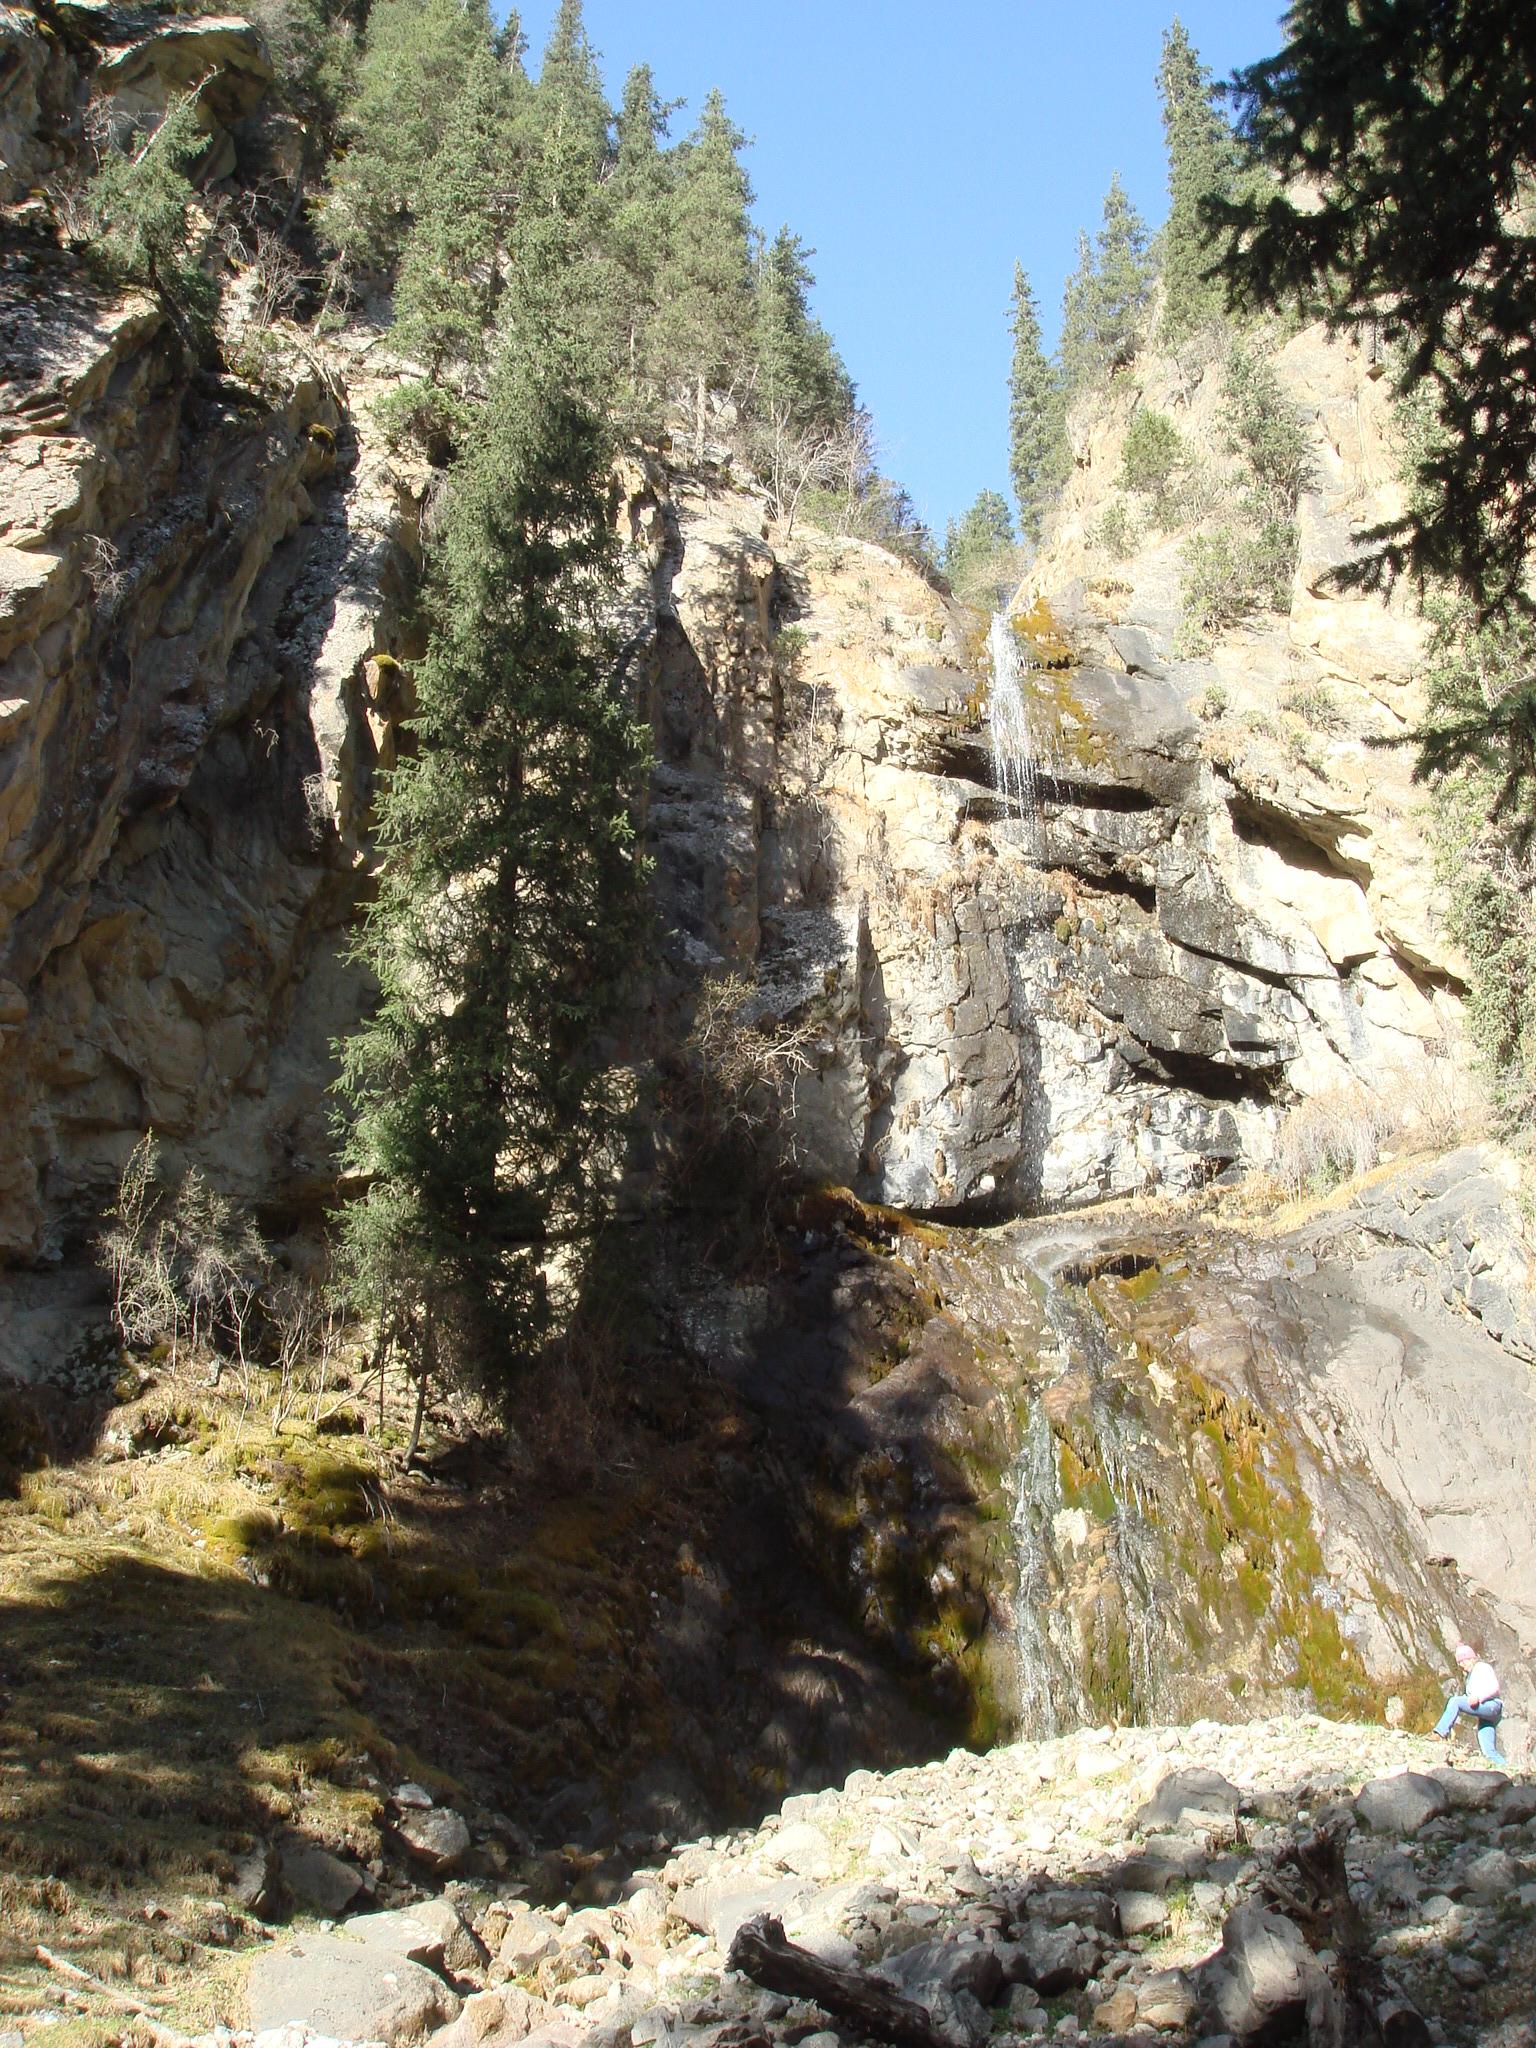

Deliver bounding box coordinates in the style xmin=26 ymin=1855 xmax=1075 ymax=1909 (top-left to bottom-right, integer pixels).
xmin=727 ymin=1914 xmax=952 ymax=2048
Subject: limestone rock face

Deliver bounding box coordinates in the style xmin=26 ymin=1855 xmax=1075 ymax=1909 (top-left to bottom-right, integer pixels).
xmin=0 ymin=264 xmax=414 ymax=1262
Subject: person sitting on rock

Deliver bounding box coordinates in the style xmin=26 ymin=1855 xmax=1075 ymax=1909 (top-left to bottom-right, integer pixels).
xmin=1433 ymin=1642 xmax=1507 ymax=1765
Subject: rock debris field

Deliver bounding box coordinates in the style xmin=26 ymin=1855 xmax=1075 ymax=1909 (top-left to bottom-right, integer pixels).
xmin=26 ymin=1715 xmax=1534 ymax=2048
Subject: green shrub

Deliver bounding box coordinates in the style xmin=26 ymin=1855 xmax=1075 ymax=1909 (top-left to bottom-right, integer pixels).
xmin=1224 ymin=340 xmax=1313 ymax=512
xmin=1119 ymin=408 xmax=1186 ymax=515
xmin=1095 ymin=498 xmax=1141 ymax=559
xmin=1180 ymin=518 xmax=1296 ymax=635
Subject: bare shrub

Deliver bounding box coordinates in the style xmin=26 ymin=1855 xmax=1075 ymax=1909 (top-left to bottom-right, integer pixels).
xmin=101 ymin=1135 xmax=268 ymax=1373
xmin=1272 ymin=1085 xmax=1399 ymax=1199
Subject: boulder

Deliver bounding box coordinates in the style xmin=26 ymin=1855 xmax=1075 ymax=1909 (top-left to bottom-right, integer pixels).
xmin=1431 ymin=1767 xmax=1508 ymax=1812
xmin=1136 ymin=1766 xmax=1243 ymax=1833
xmin=1023 ymin=1885 xmax=1118 ymax=1934
xmin=351 ymin=1901 xmax=488 ymax=1979
xmin=873 ymin=1938 xmax=1004 ymax=2007
xmin=278 ymin=1836 xmax=367 ymax=1917
xmin=1196 ymin=1902 xmax=1337 ymax=2044
xmin=1136 ymin=1968 xmax=1197 ymax=2029
xmin=246 ymin=1932 xmax=461 ymax=2047
xmin=1354 ymin=1773 xmax=1451 ymax=1835
xmin=395 ymin=1806 xmax=473 ymax=1871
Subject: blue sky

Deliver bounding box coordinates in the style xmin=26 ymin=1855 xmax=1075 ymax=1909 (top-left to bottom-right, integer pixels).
xmin=513 ymin=1 xmax=1287 ymax=538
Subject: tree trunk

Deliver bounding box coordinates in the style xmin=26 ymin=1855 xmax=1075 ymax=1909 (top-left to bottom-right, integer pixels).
xmin=727 ymin=1917 xmax=950 ymax=2048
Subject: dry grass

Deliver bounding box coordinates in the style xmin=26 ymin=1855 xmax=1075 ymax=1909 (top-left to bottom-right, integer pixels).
xmin=0 ymin=1322 xmax=761 ymax=2025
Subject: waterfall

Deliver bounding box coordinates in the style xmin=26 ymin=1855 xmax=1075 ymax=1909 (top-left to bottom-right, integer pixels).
xmin=1006 ymin=1238 xmax=1179 ymax=1735
xmin=985 ymin=611 xmax=1050 ymax=854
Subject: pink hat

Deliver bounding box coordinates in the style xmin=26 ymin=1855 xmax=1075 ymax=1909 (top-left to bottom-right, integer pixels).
xmin=1455 ymin=1642 xmax=1476 ymax=1661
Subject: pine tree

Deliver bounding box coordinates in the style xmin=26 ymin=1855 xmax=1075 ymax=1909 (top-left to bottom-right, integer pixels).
xmin=943 ymin=489 xmax=1016 ymax=607
xmin=1093 ymin=173 xmax=1152 ymax=372
xmin=390 ymin=40 xmax=521 ymax=381
xmin=1007 ymin=263 xmax=1066 ymax=543
xmin=1211 ymin=0 xmax=1536 ymax=615
xmin=534 ymin=0 xmax=612 ymax=171
xmin=648 ymin=87 xmax=754 ymax=456
xmin=315 ymin=0 xmax=492 ymax=275
xmin=1156 ymin=19 xmax=1239 ymax=347
xmin=1058 ymin=228 xmax=1097 ymax=396
xmin=336 ymin=116 xmax=650 ymax=1422
xmin=607 ymin=63 xmax=675 ymax=390
xmin=752 ymin=227 xmax=852 ymax=433
xmin=1059 ymin=178 xmax=1151 ymax=394
xmin=86 ymin=92 xmax=221 ymax=359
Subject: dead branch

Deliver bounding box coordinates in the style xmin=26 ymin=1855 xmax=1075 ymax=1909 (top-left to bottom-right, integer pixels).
xmin=727 ymin=1915 xmax=951 ymax=2048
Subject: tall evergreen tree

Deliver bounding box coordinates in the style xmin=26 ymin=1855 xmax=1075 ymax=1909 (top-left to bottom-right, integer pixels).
xmin=1059 ymin=177 xmax=1152 ymax=393
xmin=1156 ymin=19 xmax=1239 ymax=346
xmin=1093 ymin=173 xmax=1152 ymax=372
xmin=390 ymin=39 xmax=521 ymax=381
xmin=943 ymin=489 xmax=1016 ymax=606
xmin=752 ymin=227 xmax=852 ymax=432
xmin=534 ymin=0 xmax=611 ymax=171
xmin=315 ymin=0 xmax=492 ymax=274
xmin=1007 ymin=263 xmax=1066 ymax=543
xmin=648 ymin=87 xmax=754 ymax=456
xmin=336 ymin=115 xmax=650 ymax=1419
xmin=607 ymin=63 xmax=675 ymax=389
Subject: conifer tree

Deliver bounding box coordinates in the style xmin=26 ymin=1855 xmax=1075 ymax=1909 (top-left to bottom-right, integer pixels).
xmin=534 ymin=0 xmax=612 ymax=171
xmin=1156 ymin=19 xmax=1239 ymax=346
xmin=390 ymin=39 xmax=521 ymax=382
xmin=1007 ymin=264 xmax=1066 ymax=543
xmin=1059 ymin=177 xmax=1151 ymax=393
xmin=607 ymin=63 xmax=675 ymax=390
xmin=649 ymin=87 xmax=754 ymax=456
xmin=1093 ymin=173 xmax=1152 ymax=372
xmin=336 ymin=116 xmax=650 ymax=1420
xmin=943 ymin=489 xmax=1016 ymax=606
xmin=86 ymin=92 xmax=223 ymax=359
xmin=315 ymin=0 xmax=492 ymax=274
xmin=753 ymin=227 xmax=852 ymax=433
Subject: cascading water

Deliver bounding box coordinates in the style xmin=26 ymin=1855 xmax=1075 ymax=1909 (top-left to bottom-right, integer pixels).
xmin=1005 ymin=1237 xmax=1181 ymax=1736
xmin=985 ymin=610 xmax=1052 ymax=856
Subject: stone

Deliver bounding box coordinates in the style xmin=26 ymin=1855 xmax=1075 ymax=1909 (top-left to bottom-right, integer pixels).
xmin=1431 ymin=1768 xmax=1508 ymax=1812
xmin=765 ymin=1822 xmax=832 ymax=1879
xmin=278 ymin=1837 xmax=367 ymax=1917
xmin=396 ymin=1782 xmax=436 ymax=1809
xmin=1355 ymin=1774 xmax=1452 ymax=1835
xmin=246 ymin=1933 xmax=461 ymax=2046
xmin=395 ymin=1806 xmax=472 ymax=1871
xmin=1136 ymin=1768 xmax=1242 ymax=1832
xmin=1137 ymin=1969 xmax=1197 ymax=2029
xmin=1196 ymin=1903 xmax=1334 ymax=2044
xmin=352 ymin=1901 xmax=488 ymax=1978
xmin=1116 ymin=1890 xmax=1169 ymax=1936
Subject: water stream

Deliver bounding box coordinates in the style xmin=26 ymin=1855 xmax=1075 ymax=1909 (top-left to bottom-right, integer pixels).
xmin=985 ymin=610 xmax=1054 ymax=857
xmin=1004 ymin=1232 xmax=1182 ymax=1737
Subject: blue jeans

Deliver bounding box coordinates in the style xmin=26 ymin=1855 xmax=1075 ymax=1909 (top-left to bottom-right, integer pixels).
xmin=1435 ymin=1693 xmax=1506 ymax=1764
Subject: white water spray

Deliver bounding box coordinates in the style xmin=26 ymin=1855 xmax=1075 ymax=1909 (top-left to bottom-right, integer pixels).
xmin=985 ymin=611 xmax=1050 ymax=853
